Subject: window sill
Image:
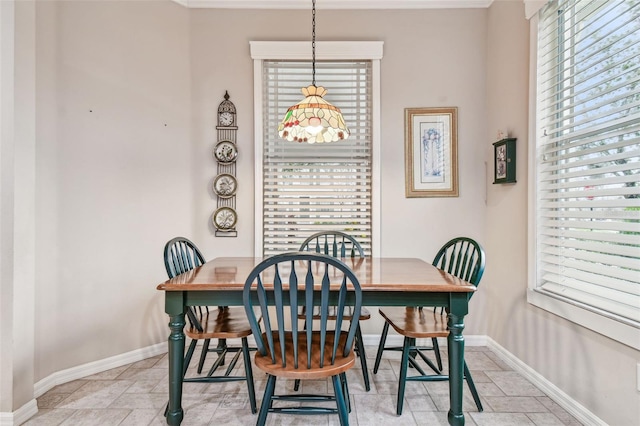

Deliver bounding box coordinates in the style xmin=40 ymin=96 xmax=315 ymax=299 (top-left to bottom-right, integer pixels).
xmin=527 ymin=289 xmax=640 ymax=350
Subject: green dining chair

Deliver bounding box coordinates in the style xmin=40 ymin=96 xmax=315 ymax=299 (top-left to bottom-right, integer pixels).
xmin=163 ymin=237 xmax=256 ymax=414
xmin=297 ymin=231 xmax=371 ymax=392
xmin=243 ymin=252 xmax=363 ymax=426
xmin=372 ymin=237 xmax=486 ymax=415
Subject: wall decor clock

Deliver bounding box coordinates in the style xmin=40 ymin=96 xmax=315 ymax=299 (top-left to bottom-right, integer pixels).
xmin=213 ymin=91 xmax=238 ymax=237
xmin=217 ymin=91 xmax=236 ymax=129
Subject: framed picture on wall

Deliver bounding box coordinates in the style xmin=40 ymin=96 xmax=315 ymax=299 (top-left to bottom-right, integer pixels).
xmin=405 ymin=107 xmax=459 ymax=197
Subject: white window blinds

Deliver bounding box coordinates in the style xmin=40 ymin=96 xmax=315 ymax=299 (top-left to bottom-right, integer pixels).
xmin=535 ymin=0 xmax=640 ymax=325
xmin=261 ymin=60 xmax=373 ymax=256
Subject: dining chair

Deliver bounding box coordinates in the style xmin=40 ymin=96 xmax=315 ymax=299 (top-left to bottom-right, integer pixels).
xmin=372 ymin=237 xmax=485 ymax=415
xmin=297 ymin=231 xmax=371 ymax=392
xmin=243 ymin=252 xmax=363 ymax=426
xmin=163 ymin=237 xmax=257 ymax=413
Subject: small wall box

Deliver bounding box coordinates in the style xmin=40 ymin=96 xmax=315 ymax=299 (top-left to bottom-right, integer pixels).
xmin=493 ymin=137 xmax=516 ymax=184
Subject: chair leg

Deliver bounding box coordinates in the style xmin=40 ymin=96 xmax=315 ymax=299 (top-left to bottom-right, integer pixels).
xmin=332 ymin=375 xmax=349 ymax=426
xmin=432 ymin=337 xmax=443 ymax=372
xmin=373 ymin=321 xmax=390 ymax=374
xmin=339 ymin=372 xmax=351 ymax=412
xmin=464 ymin=361 xmax=483 ymax=412
xmin=355 ymin=324 xmax=371 ymax=391
xmin=257 ymin=375 xmax=276 ymax=426
xmin=217 ymin=338 xmax=227 ymax=366
xmin=241 ymin=337 xmax=257 ymax=414
xmin=414 ymin=349 xmax=441 ymax=375
xmin=183 ymin=339 xmax=198 ymax=377
xmin=197 ymin=338 xmax=211 ymax=374
xmin=205 ymin=348 xmax=228 ymax=377
xmin=396 ymin=336 xmax=412 ymax=416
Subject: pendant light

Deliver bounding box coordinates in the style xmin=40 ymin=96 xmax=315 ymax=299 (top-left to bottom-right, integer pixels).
xmin=278 ymin=0 xmax=350 ymax=144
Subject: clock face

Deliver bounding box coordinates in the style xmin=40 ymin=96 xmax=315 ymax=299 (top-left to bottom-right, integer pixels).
xmin=219 ymin=111 xmax=234 ymax=126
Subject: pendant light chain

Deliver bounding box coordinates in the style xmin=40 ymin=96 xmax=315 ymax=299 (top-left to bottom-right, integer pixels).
xmin=277 ymin=0 xmax=349 ymax=143
xmin=311 ymin=0 xmax=316 ymax=87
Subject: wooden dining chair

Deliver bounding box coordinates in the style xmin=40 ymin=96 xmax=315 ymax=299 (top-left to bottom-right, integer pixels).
xmin=163 ymin=237 xmax=256 ymax=413
xmin=297 ymin=231 xmax=371 ymax=392
xmin=372 ymin=237 xmax=485 ymax=415
xmin=243 ymin=252 xmax=363 ymax=426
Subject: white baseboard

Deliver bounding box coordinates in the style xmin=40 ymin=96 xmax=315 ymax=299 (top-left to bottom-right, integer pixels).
xmin=0 ymin=399 xmax=37 ymax=426
xmin=1 ymin=343 xmax=166 ymax=425
xmin=34 ymin=342 xmax=167 ymax=398
xmin=486 ymin=337 xmax=606 ymax=426
xmin=365 ymin=333 xmax=604 ymax=425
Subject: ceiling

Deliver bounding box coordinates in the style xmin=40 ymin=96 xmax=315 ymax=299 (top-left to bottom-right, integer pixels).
xmin=171 ymin=0 xmax=495 ymax=9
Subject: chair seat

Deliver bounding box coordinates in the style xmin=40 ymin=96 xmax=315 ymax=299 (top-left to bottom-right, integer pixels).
xmin=186 ymin=307 xmax=253 ymax=339
xmin=378 ymin=307 xmax=449 ymax=339
xmin=298 ymin=306 xmax=371 ymax=321
xmin=255 ymin=331 xmax=356 ymax=380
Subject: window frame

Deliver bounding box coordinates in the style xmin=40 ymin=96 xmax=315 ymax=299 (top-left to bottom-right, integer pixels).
xmin=250 ymin=41 xmax=383 ymax=257
xmin=526 ymin=11 xmax=640 ymax=350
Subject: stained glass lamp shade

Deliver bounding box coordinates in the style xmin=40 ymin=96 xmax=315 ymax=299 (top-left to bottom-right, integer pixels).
xmin=278 ymin=85 xmax=350 ymax=144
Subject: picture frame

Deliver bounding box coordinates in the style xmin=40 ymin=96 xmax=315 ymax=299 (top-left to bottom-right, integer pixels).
xmin=492 ymin=137 xmax=517 ymax=184
xmin=405 ymin=107 xmax=458 ymax=197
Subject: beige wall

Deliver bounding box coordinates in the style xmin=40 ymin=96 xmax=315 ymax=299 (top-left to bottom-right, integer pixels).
xmin=1 ymin=0 xmax=632 ymax=424
xmin=34 ymin=0 xmax=191 ymax=381
xmin=189 ymin=7 xmax=489 ymax=335
xmin=485 ymin=2 xmax=640 ymax=426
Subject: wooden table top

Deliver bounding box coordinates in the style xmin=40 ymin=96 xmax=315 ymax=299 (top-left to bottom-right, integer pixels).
xmin=157 ymin=257 xmax=476 ymax=293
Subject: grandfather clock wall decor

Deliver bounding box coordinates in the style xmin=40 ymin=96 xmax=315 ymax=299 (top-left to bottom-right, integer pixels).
xmin=212 ymin=91 xmax=238 ymax=237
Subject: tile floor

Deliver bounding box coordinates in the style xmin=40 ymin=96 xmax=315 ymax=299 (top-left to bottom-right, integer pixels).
xmin=26 ymin=344 xmax=584 ymax=426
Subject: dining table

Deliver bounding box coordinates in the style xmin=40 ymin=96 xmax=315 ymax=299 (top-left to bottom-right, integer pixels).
xmin=157 ymin=256 xmax=477 ymax=426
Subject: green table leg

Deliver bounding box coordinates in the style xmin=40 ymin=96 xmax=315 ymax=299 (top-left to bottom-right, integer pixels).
xmin=447 ymin=294 xmax=468 ymax=426
xmin=166 ymin=293 xmax=186 ymax=425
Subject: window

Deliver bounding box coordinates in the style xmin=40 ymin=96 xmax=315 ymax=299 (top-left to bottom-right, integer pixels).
xmin=251 ymin=42 xmax=383 ymax=257
xmin=529 ymin=0 xmax=640 ymax=348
